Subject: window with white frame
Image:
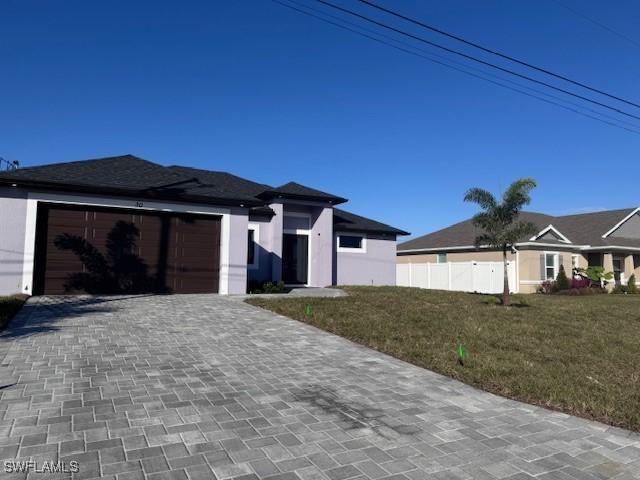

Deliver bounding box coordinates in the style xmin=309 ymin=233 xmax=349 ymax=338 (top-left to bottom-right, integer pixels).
xmin=247 ymin=225 xmax=259 ymax=269
xmin=437 ymin=253 xmax=448 ymax=263
xmin=545 ymin=252 xmax=558 ymax=280
xmin=337 ymin=234 xmax=366 ymax=252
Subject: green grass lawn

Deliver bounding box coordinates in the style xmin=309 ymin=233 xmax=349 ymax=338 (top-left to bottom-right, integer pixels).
xmin=247 ymin=286 xmax=640 ymax=431
xmin=0 ymin=295 xmax=27 ymax=330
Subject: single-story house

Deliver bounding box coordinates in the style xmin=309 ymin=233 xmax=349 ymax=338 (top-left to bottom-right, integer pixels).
xmin=0 ymin=155 xmax=409 ymax=296
xmin=397 ymin=209 xmax=640 ymax=293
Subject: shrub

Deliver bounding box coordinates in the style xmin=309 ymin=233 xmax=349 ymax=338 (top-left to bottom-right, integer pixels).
xmin=246 ymin=280 xmax=288 ymax=294
xmin=611 ymin=284 xmax=628 ymax=294
xmin=538 ymin=280 xmax=557 ymax=294
xmin=558 ymin=286 xmax=605 ymax=296
xmin=575 ymin=266 xmax=614 ymax=286
xmin=0 ymin=295 xmax=27 ymax=329
xmin=570 ymin=277 xmax=591 ymax=289
xmin=262 ymin=281 xmax=287 ymax=294
xmin=627 ymin=274 xmax=638 ymax=294
xmin=555 ymin=265 xmax=570 ymax=291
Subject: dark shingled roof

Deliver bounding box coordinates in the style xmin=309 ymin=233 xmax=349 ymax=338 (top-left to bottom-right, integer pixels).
xmin=398 ymin=209 xmax=640 ymax=251
xmin=0 ymin=154 xmax=407 ymax=236
xmin=167 ymin=165 xmax=270 ymax=201
xmin=0 ymin=155 xmax=184 ymax=191
xmin=334 ymin=209 xmax=410 ymax=236
xmin=257 ymin=181 xmax=348 ymax=205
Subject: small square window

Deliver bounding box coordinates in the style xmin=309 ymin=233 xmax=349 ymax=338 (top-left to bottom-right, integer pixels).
xmin=437 ymin=253 xmax=448 ymax=263
xmin=339 ymin=235 xmax=363 ymax=249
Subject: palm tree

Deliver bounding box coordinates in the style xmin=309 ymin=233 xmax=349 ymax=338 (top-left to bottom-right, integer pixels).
xmin=464 ymin=178 xmax=538 ymax=306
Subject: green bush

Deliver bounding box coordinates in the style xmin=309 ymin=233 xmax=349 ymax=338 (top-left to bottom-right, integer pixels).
xmin=247 ymin=280 xmax=288 ymax=294
xmin=628 ymin=274 xmax=638 ymax=294
xmin=555 ymin=265 xmax=570 ymax=291
xmin=0 ymin=295 xmax=27 ymax=329
xmin=611 ymin=284 xmax=628 ymax=294
xmin=262 ymin=281 xmax=287 ymax=294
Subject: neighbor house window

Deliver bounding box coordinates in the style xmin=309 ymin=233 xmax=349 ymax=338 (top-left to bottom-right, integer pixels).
xmin=337 ymin=234 xmax=366 ymax=252
xmin=247 ymin=225 xmax=259 ymax=269
xmin=437 ymin=253 xmax=448 ymax=263
xmin=545 ymin=253 xmax=558 ymax=280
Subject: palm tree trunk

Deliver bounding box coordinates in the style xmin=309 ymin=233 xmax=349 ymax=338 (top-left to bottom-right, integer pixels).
xmin=502 ymin=245 xmax=511 ymax=306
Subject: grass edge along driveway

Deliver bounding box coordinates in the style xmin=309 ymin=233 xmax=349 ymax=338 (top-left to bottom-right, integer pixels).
xmin=247 ymin=286 xmax=640 ymax=432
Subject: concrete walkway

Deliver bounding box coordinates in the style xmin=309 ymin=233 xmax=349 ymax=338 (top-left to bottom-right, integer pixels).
xmin=0 ymin=295 xmax=638 ymax=480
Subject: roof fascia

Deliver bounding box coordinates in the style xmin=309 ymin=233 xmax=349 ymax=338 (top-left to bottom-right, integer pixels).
xmin=398 ymin=241 xmax=588 ymax=254
xmin=530 ymin=224 xmax=571 ymax=243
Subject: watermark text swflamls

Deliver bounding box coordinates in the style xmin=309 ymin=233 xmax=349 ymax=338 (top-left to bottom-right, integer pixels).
xmin=4 ymin=460 xmax=80 ymax=474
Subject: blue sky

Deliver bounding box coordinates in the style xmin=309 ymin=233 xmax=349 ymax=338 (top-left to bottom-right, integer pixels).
xmin=2 ymin=0 xmax=639 ymax=239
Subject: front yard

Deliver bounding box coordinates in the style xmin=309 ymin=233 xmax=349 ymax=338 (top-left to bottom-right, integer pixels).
xmin=247 ymin=286 xmax=640 ymax=431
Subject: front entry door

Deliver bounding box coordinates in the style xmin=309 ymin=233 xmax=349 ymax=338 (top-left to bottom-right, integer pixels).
xmin=282 ymin=233 xmax=308 ymax=285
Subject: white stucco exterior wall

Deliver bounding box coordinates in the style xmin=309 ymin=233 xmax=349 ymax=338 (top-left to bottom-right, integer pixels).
xmin=227 ymin=207 xmax=249 ymax=294
xmin=334 ymin=233 xmax=397 ymax=286
xmin=309 ymin=206 xmax=333 ymax=287
xmin=0 ymin=187 xmax=28 ymax=295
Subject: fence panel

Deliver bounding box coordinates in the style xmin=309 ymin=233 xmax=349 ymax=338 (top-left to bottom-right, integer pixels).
xmin=397 ymin=264 xmax=410 ymax=287
xmin=450 ymin=262 xmax=473 ymax=292
xmin=396 ymin=261 xmax=516 ymax=293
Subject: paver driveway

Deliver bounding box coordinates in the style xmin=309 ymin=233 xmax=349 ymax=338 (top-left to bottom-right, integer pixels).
xmin=0 ymin=295 xmax=639 ymax=480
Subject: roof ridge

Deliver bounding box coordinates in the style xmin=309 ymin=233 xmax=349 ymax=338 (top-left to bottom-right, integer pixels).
xmin=13 ymin=154 xmax=150 ymax=171
xmin=168 ymin=165 xmax=272 ymax=189
xmin=555 ymin=207 xmax=637 ymax=219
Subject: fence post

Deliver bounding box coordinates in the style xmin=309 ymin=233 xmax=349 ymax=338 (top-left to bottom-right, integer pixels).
xmin=408 ymin=263 xmax=412 ymax=287
xmin=448 ymin=262 xmax=452 ymax=291
xmin=427 ymin=263 xmax=431 ymax=289
xmin=471 ymin=262 xmax=476 ymax=292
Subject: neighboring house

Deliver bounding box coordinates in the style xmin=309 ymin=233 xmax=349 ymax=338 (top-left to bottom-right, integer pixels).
xmin=0 ymin=155 xmax=408 ymax=296
xmin=397 ymin=209 xmax=640 ymax=293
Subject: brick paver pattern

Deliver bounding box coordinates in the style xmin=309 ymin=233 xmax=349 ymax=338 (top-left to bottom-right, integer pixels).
xmin=0 ymin=295 xmax=639 ymax=480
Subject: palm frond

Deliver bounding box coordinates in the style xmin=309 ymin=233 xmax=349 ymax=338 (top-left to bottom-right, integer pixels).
xmin=463 ymin=188 xmax=497 ymax=210
xmin=473 ymin=232 xmax=498 ymax=248
xmin=502 ymin=178 xmax=537 ymax=211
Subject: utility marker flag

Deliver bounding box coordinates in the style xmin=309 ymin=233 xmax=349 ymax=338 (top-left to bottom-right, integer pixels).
xmin=457 ymin=343 xmax=466 ymax=366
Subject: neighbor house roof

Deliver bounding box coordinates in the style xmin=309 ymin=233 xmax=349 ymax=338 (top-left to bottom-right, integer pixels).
xmin=0 ymin=154 xmax=407 ymax=236
xmin=398 ymin=208 xmax=640 ymax=252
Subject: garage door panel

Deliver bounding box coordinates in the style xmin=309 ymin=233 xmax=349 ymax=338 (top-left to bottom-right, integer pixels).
xmin=35 ymin=205 xmax=221 ymax=295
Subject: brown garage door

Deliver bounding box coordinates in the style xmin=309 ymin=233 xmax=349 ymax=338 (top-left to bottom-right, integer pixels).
xmin=33 ymin=204 xmax=221 ymax=295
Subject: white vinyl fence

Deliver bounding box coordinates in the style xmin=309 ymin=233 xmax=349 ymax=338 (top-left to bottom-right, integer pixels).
xmin=397 ymin=261 xmax=517 ymax=294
